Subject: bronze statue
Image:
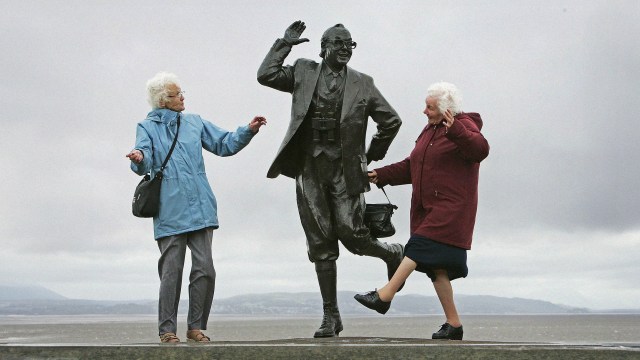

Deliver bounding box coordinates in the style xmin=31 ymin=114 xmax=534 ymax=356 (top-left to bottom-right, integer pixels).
xmin=258 ymin=21 xmax=404 ymax=337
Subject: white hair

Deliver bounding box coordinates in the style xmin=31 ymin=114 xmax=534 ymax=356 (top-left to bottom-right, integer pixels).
xmin=146 ymin=72 xmax=181 ymax=109
xmin=427 ymin=82 xmax=462 ymax=115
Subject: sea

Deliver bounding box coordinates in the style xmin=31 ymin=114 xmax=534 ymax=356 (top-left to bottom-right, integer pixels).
xmin=1 ymin=314 xmax=639 ymax=345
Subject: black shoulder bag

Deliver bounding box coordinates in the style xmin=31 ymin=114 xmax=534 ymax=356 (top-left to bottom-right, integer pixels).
xmin=364 ymin=187 xmax=398 ymax=238
xmin=132 ymin=114 xmax=181 ymax=218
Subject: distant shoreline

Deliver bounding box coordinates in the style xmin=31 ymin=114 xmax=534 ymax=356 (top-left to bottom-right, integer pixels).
xmin=2 ymin=287 xmax=638 ymax=315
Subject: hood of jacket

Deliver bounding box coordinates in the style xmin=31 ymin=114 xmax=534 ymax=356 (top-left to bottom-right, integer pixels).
xmin=457 ymin=112 xmax=483 ymax=130
xmin=146 ymin=108 xmax=181 ymax=123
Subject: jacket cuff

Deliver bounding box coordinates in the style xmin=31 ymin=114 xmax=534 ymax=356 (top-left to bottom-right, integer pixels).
xmin=238 ymin=124 xmax=256 ymax=139
xmin=279 ymin=38 xmax=293 ymax=47
xmin=274 ymin=38 xmax=293 ymax=50
xmin=366 ymin=138 xmax=389 ymax=162
xmin=445 ymin=119 xmax=464 ymax=139
xmin=373 ymin=167 xmax=391 ymax=187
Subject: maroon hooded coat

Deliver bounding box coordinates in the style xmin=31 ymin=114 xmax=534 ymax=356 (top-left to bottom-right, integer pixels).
xmin=374 ymin=112 xmax=489 ymax=250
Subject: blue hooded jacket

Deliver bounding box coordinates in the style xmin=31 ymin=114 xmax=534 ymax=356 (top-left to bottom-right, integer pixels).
xmin=130 ymin=108 xmax=255 ymax=239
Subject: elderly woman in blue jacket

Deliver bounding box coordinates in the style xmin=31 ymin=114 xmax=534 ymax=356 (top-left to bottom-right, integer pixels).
xmin=126 ymin=72 xmax=266 ymax=343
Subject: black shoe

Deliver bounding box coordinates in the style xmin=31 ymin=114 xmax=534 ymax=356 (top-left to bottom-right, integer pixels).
xmin=386 ymin=243 xmax=405 ymax=292
xmin=313 ymin=304 xmax=343 ymax=338
xmin=431 ymin=323 xmax=463 ymax=340
xmin=354 ymin=290 xmax=391 ymax=315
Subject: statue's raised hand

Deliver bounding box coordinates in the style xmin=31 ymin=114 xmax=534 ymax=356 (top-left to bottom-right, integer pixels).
xmin=283 ymin=20 xmax=310 ymax=46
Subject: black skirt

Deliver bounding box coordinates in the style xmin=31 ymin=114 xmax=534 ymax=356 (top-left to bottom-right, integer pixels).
xmin=404 ymin=235 xmax=468 ymax=282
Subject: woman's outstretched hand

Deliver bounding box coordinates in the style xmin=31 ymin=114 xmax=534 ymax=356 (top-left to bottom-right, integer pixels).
xmin=249 ymin=116 xmax=268 ymax=133
xmin=126 ymin=149 xmax=143 ymax=164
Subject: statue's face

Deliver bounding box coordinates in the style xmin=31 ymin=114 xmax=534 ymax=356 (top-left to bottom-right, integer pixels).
xmin=322 ymin=27 xmax=354 ymax=70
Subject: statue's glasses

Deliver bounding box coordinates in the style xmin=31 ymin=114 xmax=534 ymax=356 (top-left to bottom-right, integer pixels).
xmin=326 ymin=39 xmax=357 ymax=50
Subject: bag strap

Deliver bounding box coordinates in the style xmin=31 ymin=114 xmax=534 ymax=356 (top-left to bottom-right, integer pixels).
xmin=159 ymin=113 xmax=181 ymax=173
xmin=380 ymin=186 xmax=391 ymax=204
xmin=379 ymin=186 xmax=398 ymax=209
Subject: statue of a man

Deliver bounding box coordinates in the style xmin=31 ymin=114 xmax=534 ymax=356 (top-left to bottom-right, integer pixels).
xmin=257 ymin=20 xmax=404 ymax=337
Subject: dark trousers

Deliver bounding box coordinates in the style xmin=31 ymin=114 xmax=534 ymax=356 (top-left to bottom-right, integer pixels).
xmin=296 ymin=153 xmax=373 ymax=262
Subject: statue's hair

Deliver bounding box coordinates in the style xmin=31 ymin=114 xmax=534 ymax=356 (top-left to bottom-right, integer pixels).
xmin=427 ymin=82 xmax=462 ymax=115
xmin=319 ymin=23 xmax=348 ymax=58
xmin=146 ymin=72 xmax=181 ymax=109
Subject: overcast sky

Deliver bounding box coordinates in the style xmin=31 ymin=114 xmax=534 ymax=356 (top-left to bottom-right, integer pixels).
xmin=1 ymin=0 xmax=638 ymax=310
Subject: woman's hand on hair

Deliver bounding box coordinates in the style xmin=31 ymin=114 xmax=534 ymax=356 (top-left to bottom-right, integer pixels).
xmin=442 ymin=109 xmax=455 ymax=128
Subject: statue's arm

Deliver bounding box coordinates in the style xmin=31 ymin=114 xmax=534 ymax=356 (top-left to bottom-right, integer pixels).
xmin=256 ymin=39 xmax=296 ymax=93
xmin=257 ymin=21 xmax=309 ymax=93
xmin=366 ymin=82 xmax=402 ymax=163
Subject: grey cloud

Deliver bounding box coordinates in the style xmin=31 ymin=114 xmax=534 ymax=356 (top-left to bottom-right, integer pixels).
xmin=0 ymin=0 xmax=638 ymax=309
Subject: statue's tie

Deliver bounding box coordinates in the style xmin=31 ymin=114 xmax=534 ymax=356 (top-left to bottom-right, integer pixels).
xmin=329 ymin=73 xmax=339 ymax=91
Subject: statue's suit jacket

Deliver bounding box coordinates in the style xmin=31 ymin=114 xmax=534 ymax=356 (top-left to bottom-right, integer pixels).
xmin=257 ymin=39 xmax=402 ymax=196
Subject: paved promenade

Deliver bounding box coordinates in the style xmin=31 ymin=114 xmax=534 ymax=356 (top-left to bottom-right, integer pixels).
xmin=2 ymin=337 xmax=639 ymax=359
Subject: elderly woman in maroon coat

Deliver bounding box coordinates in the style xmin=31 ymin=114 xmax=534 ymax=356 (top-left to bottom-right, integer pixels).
xmin=354 ymin=82 xmax=489 ymax=340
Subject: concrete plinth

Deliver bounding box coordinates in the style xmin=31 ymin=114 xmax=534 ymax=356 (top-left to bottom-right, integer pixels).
xmin=1 ymin=337 xmax=639 ymax=359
